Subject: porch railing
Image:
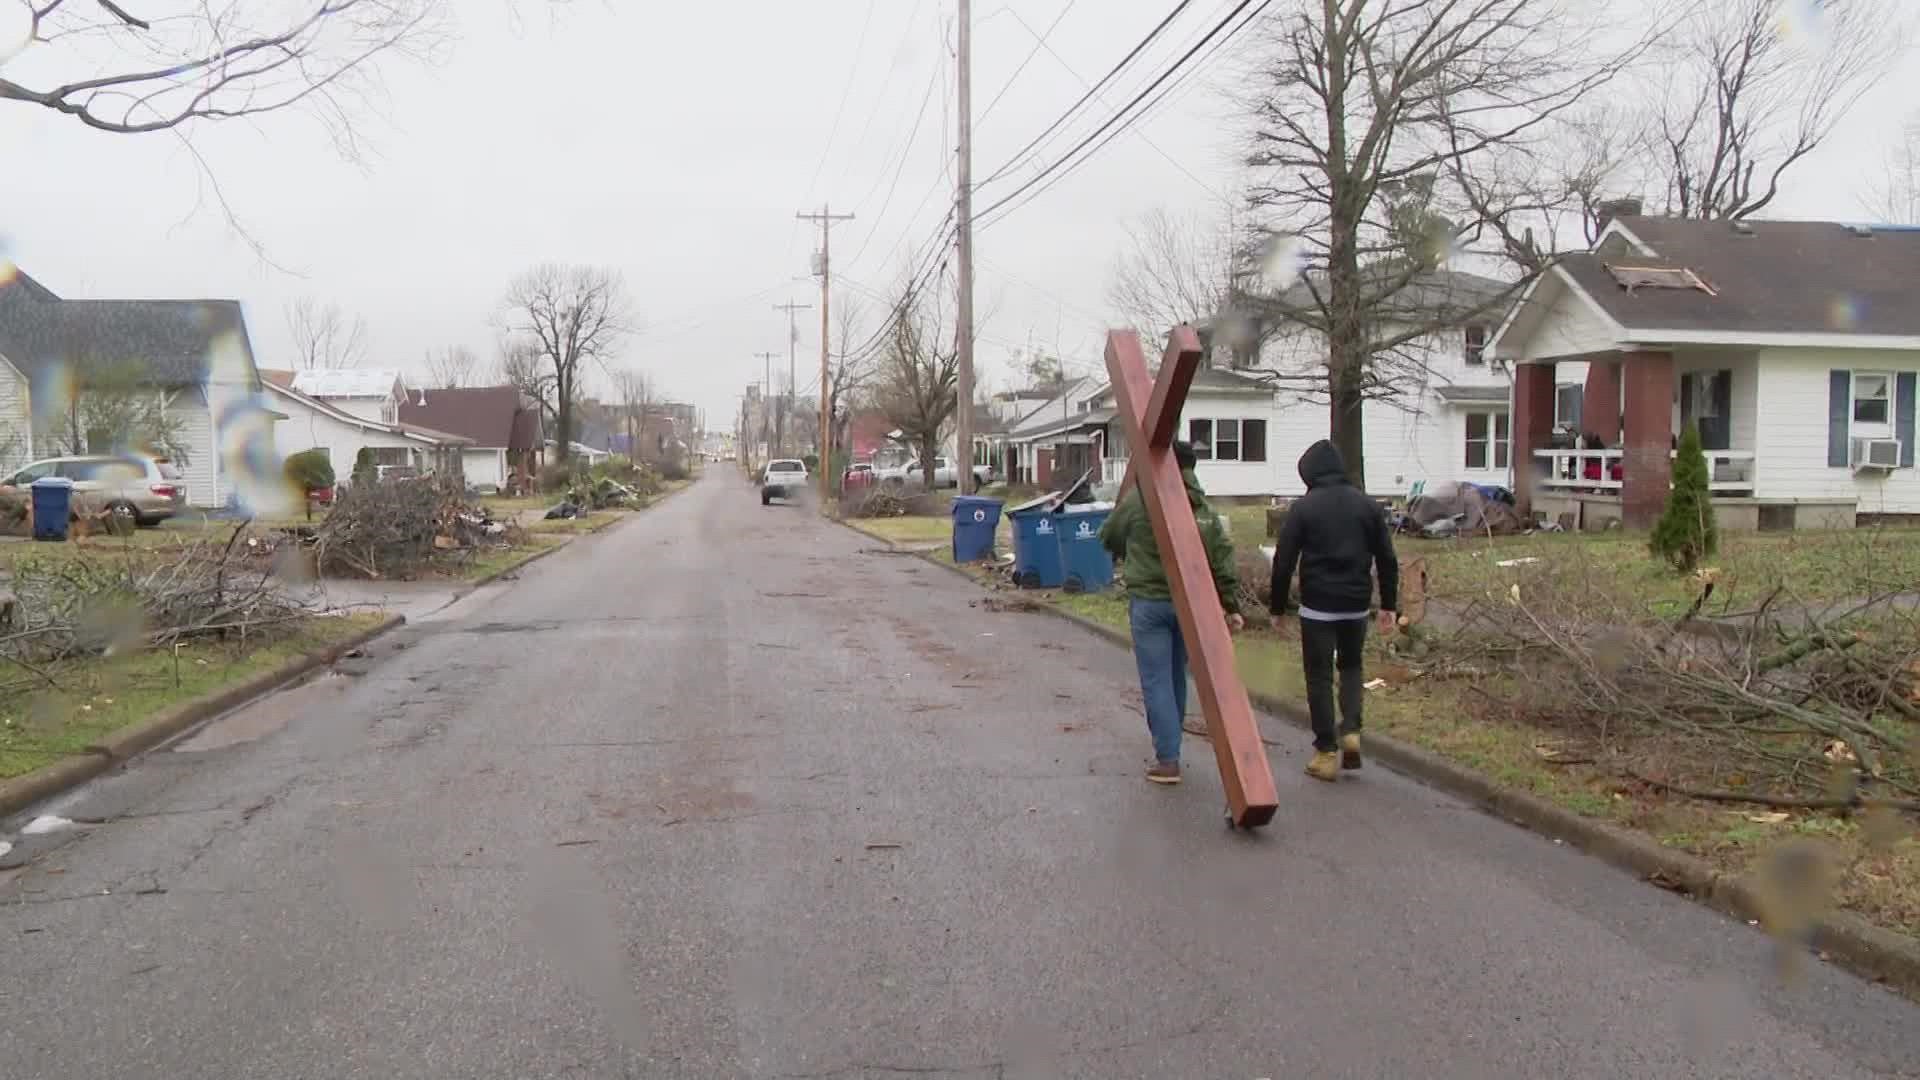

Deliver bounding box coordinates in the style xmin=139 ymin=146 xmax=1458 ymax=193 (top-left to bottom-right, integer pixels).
xmin=1532 ymin=449 xmax=1756 ymax=493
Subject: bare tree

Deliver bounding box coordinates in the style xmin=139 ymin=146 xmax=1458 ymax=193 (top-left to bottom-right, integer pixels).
xmin=1 ymin=1 xmax=444 ymax=140
xmin=1647 ymin=0 xmax=1906 ymax=221
xmin=425 ymin=345 xmax=478 ymax=389
xmin=494 ymin=337 xmax=553 ymax=426
xmin=871 ymin=281 xmax=958 ymax=491
xmin=285 ymin=299 xmax=369 ymax=370
xmin=1864 ymin=110 xmax=1920 ymax=225
xmin=1106 ymin=206 xmax=1241 ymax=344
xmin=825 ymin=292 xmax=875 ymax=463
xmin=610 ymin=367 xmax=656 ymax=460
xmin=499 ymin=264 xmax=634 ymax=463
xmin=1241 ymin=0 xmax=1644 ymax=491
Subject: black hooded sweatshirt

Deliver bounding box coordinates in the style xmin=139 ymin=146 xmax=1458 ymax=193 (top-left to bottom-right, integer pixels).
xmin=1269 ymin=440 xmax=1399 ymax=616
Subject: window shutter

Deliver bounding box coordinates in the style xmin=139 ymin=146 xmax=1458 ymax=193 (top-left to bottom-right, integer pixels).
xmin=1828 ymin=370 xmax=1851 ymax=468
xmin=1898 ymin=371 xmax=1917 ymax=468
xmin=1679 ymin=372 xmax=1693 ymax=432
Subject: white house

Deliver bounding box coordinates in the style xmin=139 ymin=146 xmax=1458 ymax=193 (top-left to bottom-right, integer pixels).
xmin=1010 ymin=272 xmax=1512 ymax=499
xmin=1492 ymin=215 xmax=1919 ymax=530
xmin=289 ymin=368 xmax=408 ymax=424
xmin=0 ymin=267 xmax=266 ymax=507
xmin=263 ymin=375 xmax=470 ymax=484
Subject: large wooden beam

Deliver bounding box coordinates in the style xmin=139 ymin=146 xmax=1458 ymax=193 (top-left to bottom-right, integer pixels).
xmin=1106 ymin=328 xmax=1278 ymax=829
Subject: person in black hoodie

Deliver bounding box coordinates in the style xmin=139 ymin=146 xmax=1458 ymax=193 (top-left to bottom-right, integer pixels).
xmin=1269 ymin=440 xmax=1399 ymax=781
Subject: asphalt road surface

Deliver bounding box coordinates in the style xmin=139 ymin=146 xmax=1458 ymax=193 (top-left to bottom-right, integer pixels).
xmin=3 ymin=470 xmax=1916 ymax=1079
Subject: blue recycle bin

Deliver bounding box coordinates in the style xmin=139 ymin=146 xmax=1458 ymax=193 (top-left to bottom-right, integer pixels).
xmin=1057 ymin=502 xmax=1115 ymax=593
xmin=1006 ymin=498 xmax=1066 ymax=589
xmin=30 ymin=477 xmax=74 ymax=541
xmin=950 ymin=495 xmax=1004 ymax=563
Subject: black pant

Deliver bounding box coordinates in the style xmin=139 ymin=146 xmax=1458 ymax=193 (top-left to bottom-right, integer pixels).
xmin=1300 ymin=617 xmax=1367 ymax=752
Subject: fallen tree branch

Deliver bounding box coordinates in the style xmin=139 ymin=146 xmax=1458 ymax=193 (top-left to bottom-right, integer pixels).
xmin=1628 ymin=770 xmax=1920 ymax=814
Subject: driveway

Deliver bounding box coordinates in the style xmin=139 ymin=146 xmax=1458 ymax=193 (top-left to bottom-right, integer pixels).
xmin=1 ymin=469 xmax=1915 ymax=1078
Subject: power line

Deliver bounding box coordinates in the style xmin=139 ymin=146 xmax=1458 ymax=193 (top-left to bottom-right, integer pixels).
xmin=826 ymin=0 xmax=934 ymax=198
xmin=976 ymin=0 xmax=1080 ymax=126
xmin=848 ymin=45 xmax=946 ymax=240
xmin=976 ymin=0 xmax=1267 ymax=230
xmin=997 ymin=4 xmax=1231 ymax=204
xmin=802 ymin=0 xmax=883 ymax=204
xmin=975 ymin=0 xmax=1198 ymax=189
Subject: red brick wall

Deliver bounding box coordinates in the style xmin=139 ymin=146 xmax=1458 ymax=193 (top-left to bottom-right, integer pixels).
xmin=1620 ymin=350 xmax=1675 ymax=528
xmin=1513 ymin=362 xmax=1556 ymax=515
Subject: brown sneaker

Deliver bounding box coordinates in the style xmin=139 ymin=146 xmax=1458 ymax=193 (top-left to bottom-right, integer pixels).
xmin=1146 ymin=760 xmax=1182 ymax=785
xmin=1340 ymin=733 xmax=1363 ymax=771
xmin=1305 ymin=751 xmax=1341 ymax=782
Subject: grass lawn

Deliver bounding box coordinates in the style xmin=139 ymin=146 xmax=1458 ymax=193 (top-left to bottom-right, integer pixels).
xmin=480 ymin=494 xmax=551 ymax=517
xmin=0 ymin=612 xmax=386 ymax=780
xmin=920 ymin=540 xmax=1920 ymax=942
xmin=845 ymin=514 xmax=1014 ymax=551
xmin=454 ymin=535 xmax=566 ymax=581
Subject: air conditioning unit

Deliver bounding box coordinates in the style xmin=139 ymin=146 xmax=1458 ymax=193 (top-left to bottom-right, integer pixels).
xmin=1851 ymin=437 xmax=1902 ymax=471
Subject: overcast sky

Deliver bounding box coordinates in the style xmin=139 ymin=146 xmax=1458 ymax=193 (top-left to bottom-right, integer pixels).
xmin=3 ymin=1 xmax=1917 ymax=427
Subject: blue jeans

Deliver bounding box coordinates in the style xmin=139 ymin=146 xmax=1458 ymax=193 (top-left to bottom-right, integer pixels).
xmin=1129 ymin=598 xmax=1189 ymax=763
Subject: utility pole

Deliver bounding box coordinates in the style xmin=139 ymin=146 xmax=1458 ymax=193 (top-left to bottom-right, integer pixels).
xmin=754 ymin=352 xmax=777 ymax=465
xmin=772 ymin=300 xmax=812 ymax=460
xmin=954 ymin=0 xmax=977 ymax=496
xmin=798 ymin=205 xmax=854 ymax=505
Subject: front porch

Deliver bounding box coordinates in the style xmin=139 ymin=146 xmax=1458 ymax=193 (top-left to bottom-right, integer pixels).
xmin=1514 ymin=349 xmax=1824 ymax=528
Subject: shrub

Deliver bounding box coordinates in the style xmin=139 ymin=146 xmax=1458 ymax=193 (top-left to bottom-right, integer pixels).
xmin=1650 ymin=424 xmax=1717 ymax=572
xmin=539 ymin=458 xmax=590 ymax=494
xmin=351 ymin=447 xmax=377 ymax=487
xmin=283 ymin=448 xmax=335 ymax=493
xmin=656 ymin=458 xmax=689 ymax=482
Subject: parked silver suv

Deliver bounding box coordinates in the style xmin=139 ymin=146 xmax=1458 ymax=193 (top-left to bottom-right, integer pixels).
xmin=0 ymin=455 xmax=189 ymax=527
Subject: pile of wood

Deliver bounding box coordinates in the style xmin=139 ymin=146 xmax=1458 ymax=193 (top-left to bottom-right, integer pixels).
xmin=312 ymin=477 xmax=518 ymax=579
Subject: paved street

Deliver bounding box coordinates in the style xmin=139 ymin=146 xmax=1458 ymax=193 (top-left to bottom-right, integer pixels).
xmin=1 ymin=469 xmax=1916 ymax=1079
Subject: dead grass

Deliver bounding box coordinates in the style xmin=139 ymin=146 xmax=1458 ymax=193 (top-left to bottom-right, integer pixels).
xmin=0 ymin=612 xmax=385 ymax=780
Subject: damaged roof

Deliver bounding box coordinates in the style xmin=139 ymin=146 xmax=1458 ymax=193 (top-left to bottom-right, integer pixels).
xmin=1561 ymin=217 xmax=1920 ymax=337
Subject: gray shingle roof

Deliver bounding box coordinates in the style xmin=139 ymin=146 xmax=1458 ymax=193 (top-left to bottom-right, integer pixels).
xmin=0 ymin=271 xmax=260 ymax=388
xmin=1561 ymin=217 xmax=1920 ymax=337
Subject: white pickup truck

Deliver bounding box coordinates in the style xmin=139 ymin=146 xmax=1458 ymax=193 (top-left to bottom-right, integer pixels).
xmin=875 ymin=456 xmax=994 ymax=490
xmin=761 ymin=459 xmax=808 ymax=505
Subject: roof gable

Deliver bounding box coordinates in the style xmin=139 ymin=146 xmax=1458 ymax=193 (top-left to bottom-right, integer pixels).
xmin=397 ymin=385 xmax=538 ymax=448
xmin=0 ymin=283 xmax=261 ymax=388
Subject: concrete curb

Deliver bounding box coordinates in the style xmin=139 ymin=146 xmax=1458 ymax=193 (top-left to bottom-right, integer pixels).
xmin=848 ymin=525 xmax=1920 ymax=999
xmin=0 ymin=614 xmax=406 ymax=820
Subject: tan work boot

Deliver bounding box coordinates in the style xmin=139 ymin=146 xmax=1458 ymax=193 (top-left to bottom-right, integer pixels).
xmin=1146 ymin=760 xmax=1182 ymax=785
xmin=1340 ymin=733 xmax=1363 ymax=771
xmin=1305 ymin=751 xmax=1341 ymax=782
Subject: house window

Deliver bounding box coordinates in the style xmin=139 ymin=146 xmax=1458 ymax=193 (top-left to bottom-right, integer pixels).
xmin=1465 ymin=411 xmax=1510 ymax=470
xmin=1464 ymin=325 xmax=1488 ymax=366
xmin=1183 ymin=419 xmax=1268 ymax=462
xmin=1188 ymin=419 xmax=1213 ymax=459
xmin=1853 ymin=372 xmax=1892 ymax=428
xmin=1555 ymin=385 xmax=1583 ymax=430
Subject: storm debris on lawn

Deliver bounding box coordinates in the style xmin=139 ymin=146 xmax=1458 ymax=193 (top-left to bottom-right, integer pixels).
xmin=1 ymin=526 xmax=314 ymax=690
xmin=309 ymin=477 xmax=522 ymax=580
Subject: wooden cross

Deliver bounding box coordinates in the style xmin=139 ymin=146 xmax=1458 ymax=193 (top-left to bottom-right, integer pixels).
xmin=1107 ymin=327 xmax=1279 ymax=829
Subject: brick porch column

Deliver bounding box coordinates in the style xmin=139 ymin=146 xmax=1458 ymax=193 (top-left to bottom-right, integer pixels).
xmin=1512 ymin=360 xmax=1556 ymax=516
xmin=1583 ymin=359 xmax=1621 ymax=444
xmin=1620 ymin=349 xmax=1675 ymax=528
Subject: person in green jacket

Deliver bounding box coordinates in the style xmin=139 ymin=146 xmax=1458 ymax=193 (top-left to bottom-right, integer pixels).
xmin=1099 ymin=439 xmax=1242 ymax=785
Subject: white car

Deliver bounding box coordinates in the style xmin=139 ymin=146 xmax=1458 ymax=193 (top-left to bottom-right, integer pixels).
xmin=762 ymin=459 xmax=808 ymax=504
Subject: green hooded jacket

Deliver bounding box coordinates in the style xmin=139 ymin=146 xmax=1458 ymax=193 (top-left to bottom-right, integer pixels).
xmin=1097 ymin=470 xmax=1239 ymax=613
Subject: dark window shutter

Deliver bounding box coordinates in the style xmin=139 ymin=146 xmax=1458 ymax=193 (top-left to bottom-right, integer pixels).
xmin=1897 ymin=371 xmax=1917 ymax=468
xmin=1242 ymin=419 xmax=1268 ymax=462
xmin=1679 ymin=372 xmax=1693 ymax=432
xmin=1828 ymin=370 xmax=1851 ymax=468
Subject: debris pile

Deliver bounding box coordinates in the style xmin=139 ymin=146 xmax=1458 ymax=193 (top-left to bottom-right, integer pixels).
xmin=1 ymin=526 xmax=312 ymax=682
xmin=312 ymin=477 xmax=520 ymax=579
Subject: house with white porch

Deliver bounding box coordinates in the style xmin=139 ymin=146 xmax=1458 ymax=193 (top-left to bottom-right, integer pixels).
xmin=1492 ymin=216 xmax=1919 ymax=530
xmin=289 ymin=368 xmax=408 ymax=424
xmin=262 ymin=372 xmax=470 ymax=484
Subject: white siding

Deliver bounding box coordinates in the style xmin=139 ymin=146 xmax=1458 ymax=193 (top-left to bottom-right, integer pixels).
xmin=1519 ymin=276 xmax=1620 ymax=362
xmin=169 ymin=392 xmax=220 ymax=508
xmin=328 ymin=397 xmax=392 ymax=424
xmin=462 ymin=448 xmax=507 ymax=489
xmin=270 ymin=393 xmax=431 ymax=483
xmin=1179 ymin=392 xmax=1283 ymax=497
xmin=0 ymin=358 xmax=29 ymax=477
xmin=1752 ymin=348 xmax=1920 ymax=514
